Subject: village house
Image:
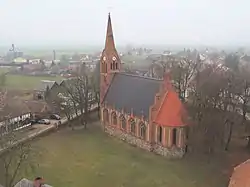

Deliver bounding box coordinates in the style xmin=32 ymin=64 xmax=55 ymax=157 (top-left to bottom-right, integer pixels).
xmin=33 ymin=80 xmax=59 ymax=100
xmin=100 ymin=14 xmax=188 ymax=158
xmin=0 ymin=97 xmax=31 ymax=135
xmin=22 ymin=63 xmax=44 ymax=73
xmin=0 ymin=88 xmax=55 ymax=135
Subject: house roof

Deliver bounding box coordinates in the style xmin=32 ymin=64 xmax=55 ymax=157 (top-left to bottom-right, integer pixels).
xmin=103 ymin=73 xmax=161 ymax=119
xmin=0 ymin=99 xmax=51 ymax=121
xmin=24 ymin=100 xmax=50 ymax=113
xmin=59 ymin=77 xmax=78 ymax=89
xmin=0 ymin=99 xmax=31 ymax=121
xmin=35 ymin=80 xmax=57 ymax=91
xmin=229 ymin=159 xmax=250 ymax=187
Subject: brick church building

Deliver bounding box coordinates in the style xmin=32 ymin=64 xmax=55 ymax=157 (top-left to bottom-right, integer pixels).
xmin=100 ymin=13 xmax=188 ymax=158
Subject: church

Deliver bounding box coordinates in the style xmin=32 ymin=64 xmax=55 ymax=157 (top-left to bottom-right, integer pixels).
xmin=100 ymin=13 xmax=188 ymax=158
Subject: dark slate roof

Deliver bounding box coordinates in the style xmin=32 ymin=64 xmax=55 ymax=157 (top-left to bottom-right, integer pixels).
xmin=103 ymin=73 xmax=161 ymax=119
xmin=35 ymin=80 xmax=57 ymax=91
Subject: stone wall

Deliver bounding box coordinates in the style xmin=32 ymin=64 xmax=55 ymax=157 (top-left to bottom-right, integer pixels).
xmin=153 ymin=144 xmax=185 ymax=159
xmin=105 ymin=125 xmax=152 ymax=151
xmin=105 ymin=125 xmax=185 ymax=159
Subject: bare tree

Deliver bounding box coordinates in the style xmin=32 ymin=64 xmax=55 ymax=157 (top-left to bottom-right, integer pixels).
xmin=0 ymin=132 xmax=38 ymax=187
xmin=60 ymin=63 xmax=93 ymax=129
xmin=224 ymin=54 xmax=250 ymax=149
xmin=53 ymin=92 xmax=75 ymax=129
xmin=149 ymin=55 xmax=177 ymax=78
xmin=186 ymin=63 xmax=242 ymax=154
xmin=91 ymin=73 xmax=100 ymax=118
xmin=165 ymin=52 xmax=201 ymax=103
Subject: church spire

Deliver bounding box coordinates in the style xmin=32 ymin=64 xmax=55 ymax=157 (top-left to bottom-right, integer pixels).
xmin=105 ymin=13 xmax=116 ymax=50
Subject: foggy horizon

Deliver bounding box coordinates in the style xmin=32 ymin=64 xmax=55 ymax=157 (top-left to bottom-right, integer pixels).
xmin=0 ymin=0 xmax=249 ymax=47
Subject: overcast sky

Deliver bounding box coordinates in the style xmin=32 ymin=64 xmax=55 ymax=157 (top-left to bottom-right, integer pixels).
xmin=0 ymin=0 xmax=249 ymax=47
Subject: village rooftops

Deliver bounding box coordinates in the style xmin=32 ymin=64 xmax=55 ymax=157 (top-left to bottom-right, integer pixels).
xmin=34 ymin=80 xmax=58 ymax=92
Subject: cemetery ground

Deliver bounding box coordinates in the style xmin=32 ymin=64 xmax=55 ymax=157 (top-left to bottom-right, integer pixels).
xmin=0 ymin=116 xmax=236 ymax=187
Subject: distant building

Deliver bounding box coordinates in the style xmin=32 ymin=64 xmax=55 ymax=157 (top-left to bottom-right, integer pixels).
xmin=0 ymin=97 xmax=31 ymax=135
xmin=22 ymin=63 xmax=43 ymax=72
xmin=13 ymin=57 xmax=27 ymax=63
xmin=33 ymin=80 xmax=59 ymax=100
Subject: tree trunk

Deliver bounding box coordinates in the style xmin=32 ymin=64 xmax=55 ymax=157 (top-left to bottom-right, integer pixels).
xmin=247 ymin=137 xmax=250 ymax=150
xmin=74 ymin=103 xmax=78 ymax=117
xmin=80 ymin=108 xmax=84 ymax=126
xmin=242 ymin=101 xmax=247 ymax=126
xmin=84 ymin=97 xmax=89 ymax=129
xmin=225 ymin=122 xmax=233 ymax=151
xmin=66 ymin=114 xmax=74 ymax=130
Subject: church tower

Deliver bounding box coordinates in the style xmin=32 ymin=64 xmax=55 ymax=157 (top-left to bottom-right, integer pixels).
xmin=100 ymin=13 xmax=121 ymax=102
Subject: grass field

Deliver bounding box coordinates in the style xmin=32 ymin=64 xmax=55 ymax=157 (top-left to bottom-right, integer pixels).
xmin=4 ymin=74 xmax=62 ymax=90
xmin=3 ymin=122 xmax=228 ymax=187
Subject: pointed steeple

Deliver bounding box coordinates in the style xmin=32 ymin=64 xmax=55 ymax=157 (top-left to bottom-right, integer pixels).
xmin=105 ymin=13 xmax=116 ymax=50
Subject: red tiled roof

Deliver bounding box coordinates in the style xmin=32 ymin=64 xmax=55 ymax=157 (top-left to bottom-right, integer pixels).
xmin=154 ymin=90 xmax=186 ymax=127
xmin=154 ymin=73 xmax=187 ymax=127
xmin=229 ymin=159 xmax=250 ymax=187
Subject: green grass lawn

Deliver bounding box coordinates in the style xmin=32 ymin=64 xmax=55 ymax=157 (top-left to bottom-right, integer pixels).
xmin=11 ymin=123 xmax=227 ymax=187
xmin=4 ymin=74 xmax=62 ymax=90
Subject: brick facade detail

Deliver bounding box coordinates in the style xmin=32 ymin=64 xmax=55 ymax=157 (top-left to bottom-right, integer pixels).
xmin=101 ymin=107 xmax=186 ymax=159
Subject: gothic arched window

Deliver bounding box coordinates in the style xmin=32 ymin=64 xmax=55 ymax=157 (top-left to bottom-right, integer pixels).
xmin=101 ymin=62 xmax=105 ymax=73
xmin=105 ymin=63 xmax=107 ymax=73
xmin=112 ymin=61 xmax=116 ymax=70
xmin=157 ymin=126 xmax=163 ymax=144
xmin=103 ymin=109 xmax=109 ymax=123
xmin=120 ymin=115 xmax=126 ymax=130
xmin=139 ymin=122 xmax=146 ymax=140
xmin=172 ymin=128 xmax=177 ymax=146
xmin=111 ymin=112 xmax=117 ymax=126
xmin=110 ymin=63 xmax=113 ymax=70
xmin=115 ymin=63 xmax=118 ymax=69
xmin=129 ymin=118 xmax=136 ymax=135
